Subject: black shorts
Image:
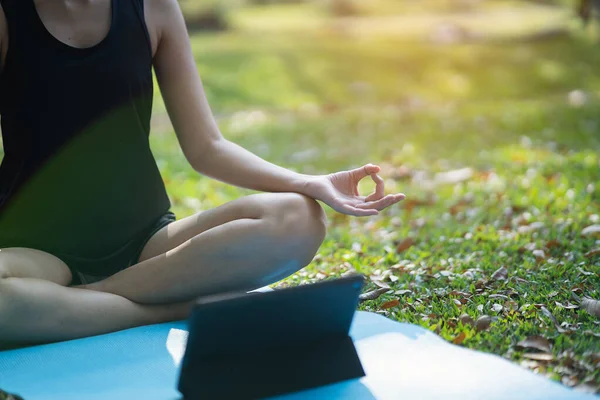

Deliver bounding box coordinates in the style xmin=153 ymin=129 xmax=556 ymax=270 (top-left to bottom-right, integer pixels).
xmin=66 ymin=211 xmax=177 ymax=285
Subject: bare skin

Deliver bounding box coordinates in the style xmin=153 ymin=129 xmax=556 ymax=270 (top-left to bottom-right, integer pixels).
xmin=0 ymin=0 xmax=405 ymax=347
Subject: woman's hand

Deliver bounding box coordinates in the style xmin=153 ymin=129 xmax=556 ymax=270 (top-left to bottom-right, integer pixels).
xmin=304 ymin=164 xmax=405 ymax=217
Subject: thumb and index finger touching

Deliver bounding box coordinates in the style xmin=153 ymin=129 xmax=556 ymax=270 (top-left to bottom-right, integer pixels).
xmin=352 ymin=163 xmax=405 ymax=202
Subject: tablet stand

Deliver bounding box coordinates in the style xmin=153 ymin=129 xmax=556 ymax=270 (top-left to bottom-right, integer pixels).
xmin=178 ymin=335 xmax=365 ymax=399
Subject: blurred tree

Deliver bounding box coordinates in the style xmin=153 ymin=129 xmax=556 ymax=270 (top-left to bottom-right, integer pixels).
xmin=577 ymin=0 xmax=600 ymax=41
xmin=578 ymin=0 xmax=600 ymax=25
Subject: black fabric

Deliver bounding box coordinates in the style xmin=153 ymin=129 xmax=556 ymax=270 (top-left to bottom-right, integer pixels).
xmin=69 ymin=211 xmax=176 ymax=286
xmin=0 ymin=0 xmax=172 ymax=276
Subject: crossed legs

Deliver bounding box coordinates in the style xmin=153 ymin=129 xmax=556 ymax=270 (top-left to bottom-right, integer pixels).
xmin=0 ymin=193 xmax=327 ymax=346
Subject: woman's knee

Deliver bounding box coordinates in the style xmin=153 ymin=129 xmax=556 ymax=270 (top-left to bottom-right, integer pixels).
xmin=271 ymin=193 xmax=326 ymax=234
xmin=0 ymin=248 xmax=72 ymax=285
xmin=264 ymin=193 xmax=327 ymax=261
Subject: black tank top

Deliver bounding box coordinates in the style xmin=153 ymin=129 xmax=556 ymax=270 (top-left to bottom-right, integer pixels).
xmin=0 ymin=0 xmax=171 ymax=268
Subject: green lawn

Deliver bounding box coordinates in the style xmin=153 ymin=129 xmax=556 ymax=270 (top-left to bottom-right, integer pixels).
xmin=150 ymin=1 xmax=600 ymax=391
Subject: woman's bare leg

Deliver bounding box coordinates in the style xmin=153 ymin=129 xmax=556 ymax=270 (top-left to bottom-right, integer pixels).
xmin=0 ymin=248 xmax=192 ymax=346
xmin=0 ymin=192 xmax=326 ymax=345
xmin=84 ymin=193 xmax=327 ymax=304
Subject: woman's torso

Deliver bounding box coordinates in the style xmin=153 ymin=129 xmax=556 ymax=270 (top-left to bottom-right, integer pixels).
xmin=0 ymin=0 xmax=171 ymax=264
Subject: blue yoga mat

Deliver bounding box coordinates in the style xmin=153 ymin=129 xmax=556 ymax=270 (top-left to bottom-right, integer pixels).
xmin=0 ymin=311 xmax=594 ymax=400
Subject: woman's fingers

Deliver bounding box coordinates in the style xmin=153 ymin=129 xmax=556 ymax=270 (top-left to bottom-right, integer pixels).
xmin=365 ymin=173 xmax=385 ymax=202
xmin=341 ymin=203 xmax=379 ymax=217
xmin=351 ymin=164 xmax=381 ymax=181
xmin=356 ymin=194 xmax=405 ymax=210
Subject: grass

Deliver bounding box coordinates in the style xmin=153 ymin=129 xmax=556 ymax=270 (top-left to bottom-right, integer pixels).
xmin=150 ymin=1 xmax=600 ymax=390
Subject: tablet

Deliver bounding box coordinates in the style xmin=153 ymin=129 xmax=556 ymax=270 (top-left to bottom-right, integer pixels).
xmin=178 ymin=275 xmax=366 ymax=399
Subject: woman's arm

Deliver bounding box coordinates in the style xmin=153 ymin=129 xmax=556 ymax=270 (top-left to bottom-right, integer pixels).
xmin=150 ymin=0 xmax=308 ymax=194
xmin=149 ymin=0 xmax=405 ymax=215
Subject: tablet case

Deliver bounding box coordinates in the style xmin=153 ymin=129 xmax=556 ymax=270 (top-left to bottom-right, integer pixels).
xmin=177 ymin=276 xmax=366 ymax=399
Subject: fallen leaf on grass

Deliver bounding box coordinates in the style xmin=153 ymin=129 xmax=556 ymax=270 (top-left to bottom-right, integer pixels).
xmin=411 ymin=218 xmax=427 ymax=229
xmin=449 ymin=197 xmax=474 ymax=215
xmin=475 ymin=315 xmax=492 ymax=332
xmin=548 ymin=291 xmax=559 ymax=298
xmin=509 ymin=204 xmax=527 ymax=214
xmin=545 ymin=239 xmax=562 ymax=249
xmin=388 ymin=165 xmax=413 ymax=181
xmin=540 ymin=306 xmax=570 ymax=333
xmin=581 ymin=297 xmax=600 ymax=318
xmin=396 ymin=238 xmax=415 ymax=253
xmin=490 ymin=266 xmax=508 ymax=281
xmin=359 ymin=288 xmax=390 ymax=302
xmin=504 ymin=300 xmax=519 ymax=312
xmin=519 ymin=242 xmax=537 ymax=253
xmin=452 ymin=299 xmax=462 ymax=306
xmin=532 ymin=249 xmax=546 ymax=261
xmin=402 ymin=198 xmax=435 ymax=214
xmin=341 ymin=271 xmax=359 ymax=280
xmin=449 ymin=290 xmax=472 ymax=298
xmin=520 ymin=359 xmax=541 ymax=370
xmin=584 ymin=248 xmax=600 ymax=258
xmin=453 ymin=332 xmax=467 ymax=345
xmin=370 ymin=276 xmax=391 ymax=289
xmin=574 ymin=382 xmax=600 ymax=394
xmin=571 ymin=287 xmax=583 ymax=295
xmin=561 ymin=376 xmax=579 ymax=387
xmin=554 ymin=301 xmax=579 ymax=310
xmin=476 ymin=170 xmax=494 ymax=181
xmin=518 ymin=222 xmax=545 ymax=234
xmin=582 ymin=330 xmax=600 ymax=338
xmin=380 ymin=299 xmax=400 ymax=309
xmin=581 ymin=224 xmax=600 ymax=237
xmin=577 ymin=267 xmax=594 ymax=277
xmin=459 ymin=314 xmax=474 ymax=326
xmin=435 ymin=168 xmax=473 ymax=184
xmin=522 ymin=353 xmax=554 ymax=361
xmin=516 ymin=335 xmax=552 ymax=353
xmin=395 ymin=289 xmax=412 ymax=296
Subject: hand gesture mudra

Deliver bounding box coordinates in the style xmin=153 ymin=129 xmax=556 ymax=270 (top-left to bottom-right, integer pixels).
xmin=307 ymin=164 xmax=405 ymax=217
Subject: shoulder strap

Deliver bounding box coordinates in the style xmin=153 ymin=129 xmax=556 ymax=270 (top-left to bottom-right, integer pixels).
xmin=129 ymin=0 xmax=152 ymax=56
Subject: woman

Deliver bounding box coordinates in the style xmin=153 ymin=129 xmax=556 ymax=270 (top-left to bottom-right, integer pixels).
xmin=0 ymin=0 xmax=404 ymax=346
